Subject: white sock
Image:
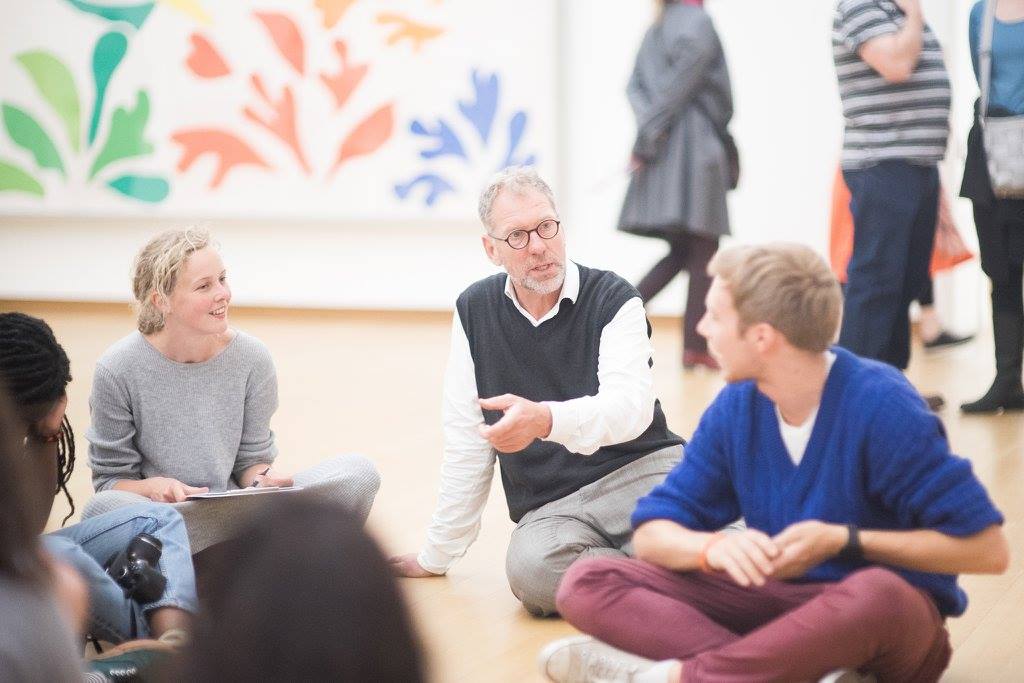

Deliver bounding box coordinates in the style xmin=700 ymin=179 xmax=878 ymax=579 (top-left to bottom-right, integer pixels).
xmin=633 ymin=660 xmax=679 ymax=683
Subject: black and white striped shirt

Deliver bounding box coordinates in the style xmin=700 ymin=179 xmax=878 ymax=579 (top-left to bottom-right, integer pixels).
xmin=833 ymin=0 xmax=951 ymax=169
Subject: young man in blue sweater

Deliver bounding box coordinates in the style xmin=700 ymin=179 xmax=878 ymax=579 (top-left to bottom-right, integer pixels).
xmin=539 ymin=243 xmax=1009 ymax=682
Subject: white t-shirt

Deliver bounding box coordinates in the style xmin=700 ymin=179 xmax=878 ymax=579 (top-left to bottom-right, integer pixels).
xmin=775 ymin=352 xmax=837 ymax=466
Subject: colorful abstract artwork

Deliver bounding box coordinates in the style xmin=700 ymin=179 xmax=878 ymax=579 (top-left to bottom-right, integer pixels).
xmin=0 ymin=0 xmax=555 ymax=218
xmin=171 ymin=11 xmax=396 ymax=189
xmin=0 ymin=0 xmax=169 ymax=203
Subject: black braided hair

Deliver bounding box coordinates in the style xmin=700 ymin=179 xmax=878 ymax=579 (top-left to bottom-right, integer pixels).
xmin=0 ymin=312 xmax=76 ymax=524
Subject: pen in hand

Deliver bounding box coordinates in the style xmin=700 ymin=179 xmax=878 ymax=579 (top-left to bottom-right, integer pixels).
xmin=249 ymin=466 xmax=272 ymax=488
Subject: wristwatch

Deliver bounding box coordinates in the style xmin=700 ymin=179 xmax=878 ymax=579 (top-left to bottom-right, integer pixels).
xmin=838 ymin=523 xmax=863 ymax=562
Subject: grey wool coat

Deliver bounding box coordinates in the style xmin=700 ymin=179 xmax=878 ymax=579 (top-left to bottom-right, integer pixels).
xmin=618 ymin=4 xmax=734 ymax=240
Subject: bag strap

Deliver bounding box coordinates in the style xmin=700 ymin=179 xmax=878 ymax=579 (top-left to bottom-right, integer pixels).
xmin=979 ymin=0 xmax=998 ymax=122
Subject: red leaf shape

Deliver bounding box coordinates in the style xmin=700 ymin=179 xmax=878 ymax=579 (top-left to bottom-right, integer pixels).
xmin=330 ymin=103 xmax=394 ymax=175
xmin=254 ymin=12 xmax=305 ymax=75
xmin=320 ymin=40 xmax=368 ymax=111
xmin=171 ymin=129 xmax=270 ymax=189
xmin=186 ymin=33 xmax=230 ymax=78
xmin=243 ymin=75 xmax=311 ymax=175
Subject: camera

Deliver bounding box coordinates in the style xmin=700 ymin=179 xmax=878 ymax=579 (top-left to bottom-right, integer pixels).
xmin=104 ymin=533 xmax=167 ymax=604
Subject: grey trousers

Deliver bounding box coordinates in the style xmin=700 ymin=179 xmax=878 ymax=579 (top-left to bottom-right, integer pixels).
xmin=82 ymin=454 xmax=381 ymax=553
xmin=505 ymin=444 xmax=682 ymax=616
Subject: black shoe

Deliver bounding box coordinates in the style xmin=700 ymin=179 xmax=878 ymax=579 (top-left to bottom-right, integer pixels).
xmin=924 ymin=394 xmax=945 ymax=412
xmin=960 ymin=380 xmax=1024 ymax=414
xmin=923 ymin=331 xmax=974 ymax=351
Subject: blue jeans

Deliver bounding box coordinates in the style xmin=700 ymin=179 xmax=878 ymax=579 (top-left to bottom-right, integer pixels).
xmin=41 ymin=503 xmax=198 ymax=642
xmin=840 ymin=161 xmax=939 ymax=370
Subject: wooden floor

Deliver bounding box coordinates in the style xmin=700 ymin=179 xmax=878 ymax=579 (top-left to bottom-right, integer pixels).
xmin=4 ymin=300 xmax=1021 ymax=682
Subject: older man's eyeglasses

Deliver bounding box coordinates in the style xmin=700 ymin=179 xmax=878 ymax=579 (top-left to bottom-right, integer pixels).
xmin=488 ymin=219 xmax=560 ymax=250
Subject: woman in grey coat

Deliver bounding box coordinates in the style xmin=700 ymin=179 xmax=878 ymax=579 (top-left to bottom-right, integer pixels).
xmin=619 ymin=0 xmax=734 ymax=369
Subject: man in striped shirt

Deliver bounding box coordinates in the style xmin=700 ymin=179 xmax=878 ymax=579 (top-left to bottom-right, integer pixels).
xmin=833 ymin=0 xmax=951 ymax=379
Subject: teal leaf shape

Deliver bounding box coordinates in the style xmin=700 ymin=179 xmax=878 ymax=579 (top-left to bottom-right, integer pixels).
xmin=88 ymin=31 xmax=128 ymax=146
xmin=16 ymin=51 xmax=82 ymax=153
xmin=2 ymin=104 xmax=65 ymax=177
xmin=89 ymin=90 xmax=152 ymax=179
xmin=63 ymin=0 xmax=155 ymax=30
xmin=0 ymin=159 xmax=45 ymax=196
xmin=107 ymin=174 xmax=168 ymax=202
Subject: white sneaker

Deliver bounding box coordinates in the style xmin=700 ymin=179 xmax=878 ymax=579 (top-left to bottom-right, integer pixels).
xmin=538 ymin=635 xmax=657 ymax=682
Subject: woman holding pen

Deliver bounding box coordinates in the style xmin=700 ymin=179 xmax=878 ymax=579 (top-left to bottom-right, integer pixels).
xmin=82 ymin=228 xmax=380 ymax=552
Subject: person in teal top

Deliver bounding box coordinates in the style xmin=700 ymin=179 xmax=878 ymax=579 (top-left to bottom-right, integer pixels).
xmin=960 ymin=0 xmax=1024 ymax=413
xmin=970 ymin=0 xmax=1024 ymax=115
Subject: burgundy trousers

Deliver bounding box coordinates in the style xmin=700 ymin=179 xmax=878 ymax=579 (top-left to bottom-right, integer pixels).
xmin=555 ymin=557 xmax=951 ymax=682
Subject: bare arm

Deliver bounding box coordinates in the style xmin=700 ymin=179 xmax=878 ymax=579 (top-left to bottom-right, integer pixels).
xmin=857 ymin=0 xmax=924 ymax=83
xmin=861 ymin=524 xmax=1009 ymax=575
xmin=770 ymin=521 xmax=1009 ymax=580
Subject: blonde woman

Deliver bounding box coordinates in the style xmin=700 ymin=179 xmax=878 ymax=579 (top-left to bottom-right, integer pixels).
xmin=82 ymin=228 xmax=380 ymax=552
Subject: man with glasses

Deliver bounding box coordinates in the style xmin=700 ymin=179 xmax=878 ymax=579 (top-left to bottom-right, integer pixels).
xmin=390 ymin=167 xmax=684 ymax=616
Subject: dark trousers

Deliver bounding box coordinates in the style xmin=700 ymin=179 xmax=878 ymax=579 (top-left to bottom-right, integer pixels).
xmin=839 ymin=161 xmax=939 ymax=370
xmin=557 ymin=557 xmax=951 ymax=683
xmin=635 ymin=232 xmax=719 ymax=355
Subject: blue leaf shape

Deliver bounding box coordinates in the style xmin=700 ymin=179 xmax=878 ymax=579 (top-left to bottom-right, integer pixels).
xmin=457 ymin=69 xmax=499 ymax=145
xmin=394 ymin=173 xmax=456 ymax=207
xmin=502 ymin=110 xmax=537 ymax=168
xmin=63 ymin=0 xmax=155 ymax=30
xmin=409 ymin=118 xmax=466 ymax=161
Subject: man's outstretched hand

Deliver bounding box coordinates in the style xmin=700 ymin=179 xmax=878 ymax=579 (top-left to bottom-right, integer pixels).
xmin=477 ymin=394 xmax=553 ymax=453
xmin=389 ymin=553 xmax=441 ymax=578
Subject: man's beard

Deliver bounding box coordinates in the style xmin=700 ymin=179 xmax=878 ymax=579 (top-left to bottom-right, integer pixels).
xmin=517 ymin=262 xmax=565 ymax=295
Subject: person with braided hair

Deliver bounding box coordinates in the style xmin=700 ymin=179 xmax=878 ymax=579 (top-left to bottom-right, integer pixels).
xmin=82 ymin=227 xmax=380 ymax=553
xmin=0 ymin=312 xmax=199 ymax=646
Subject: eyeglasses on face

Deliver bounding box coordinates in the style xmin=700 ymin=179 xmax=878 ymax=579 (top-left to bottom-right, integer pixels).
xmin=488 ymin=219 xmax=560 ymax=250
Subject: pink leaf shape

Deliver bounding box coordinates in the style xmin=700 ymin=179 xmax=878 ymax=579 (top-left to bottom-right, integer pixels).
xmin=254 ymin=11 xmax=305 ymax=75
xmin=171 ymin=129 xmax=270 ymax=189
xmin=330 ymin=103 xmax=394 ymax=176
xmin=315 ymin=0 xmax=357 ymax=29
xmin=185 ymin=33 xmax=230 ymax=78
xmin=320 ymin=40 xmax=368 ymax=111
xmin=243 ymin=74 xmax=311 ymax=175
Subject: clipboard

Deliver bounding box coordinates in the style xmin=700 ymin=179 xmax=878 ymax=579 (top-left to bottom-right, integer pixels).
xmin=185 ymin=485 xmax=304 ymax=500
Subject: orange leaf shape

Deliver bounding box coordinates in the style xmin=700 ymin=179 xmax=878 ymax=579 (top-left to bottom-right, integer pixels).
xmin=320 ymin=40 xmax=368 ymax=111
xmin=376 ymin=12 xmax=444 ymax=52
xmin=331 ymin=103 xmax=393 ymax=175
xmin=243 ymin=75 xmax=311 ymax=175
xmin=315 ymin=0 xmax=357 ymax=28
xmin=185 ymin=33 xmax=230 ymax=78
xmin=254 ymin=12 xmax=305 ymax=75
xmin=171 ymin=129 xmax=270 ymax=189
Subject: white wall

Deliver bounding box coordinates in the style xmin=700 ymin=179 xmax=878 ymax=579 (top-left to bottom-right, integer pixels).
xmin=0 ymin=0 xmax=988 ymax=324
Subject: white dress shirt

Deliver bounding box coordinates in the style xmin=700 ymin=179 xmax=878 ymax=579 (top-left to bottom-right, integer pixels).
xmin=418 ymin=261 xmax=658 ymax=573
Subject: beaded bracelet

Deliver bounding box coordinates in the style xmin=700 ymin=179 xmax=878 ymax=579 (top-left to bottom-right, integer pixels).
xmin=697 ymin=532 xmax=726 ymax=573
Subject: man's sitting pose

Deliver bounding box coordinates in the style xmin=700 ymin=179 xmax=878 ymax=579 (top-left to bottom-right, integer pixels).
xmin=541 ymin=244 xmax=1008 ymax=681
xmin=390 ymin=167 xmax=684 ymax=616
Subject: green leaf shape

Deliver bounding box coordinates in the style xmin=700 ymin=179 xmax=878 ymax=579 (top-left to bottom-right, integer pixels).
xmin=63 ymin=0 xmax=155 ymax=30
xmin=16 ymin=51 xmax=82 ymax=153
xmin=89 ymin=90 xmax=153 ymax=179
xmin=0 ymin=159 xmax=45 ymax=196
xmin=2 ymin=104 xmax=65 ymax=177
xmin=89 ymin=31 xmax=128 ymax=146
xmin=106 ymin=174 xmax=168 ymax=202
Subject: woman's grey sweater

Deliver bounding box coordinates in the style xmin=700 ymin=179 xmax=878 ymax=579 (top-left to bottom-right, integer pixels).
xmin=86 ymin=330 xmax=278 ymax=492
